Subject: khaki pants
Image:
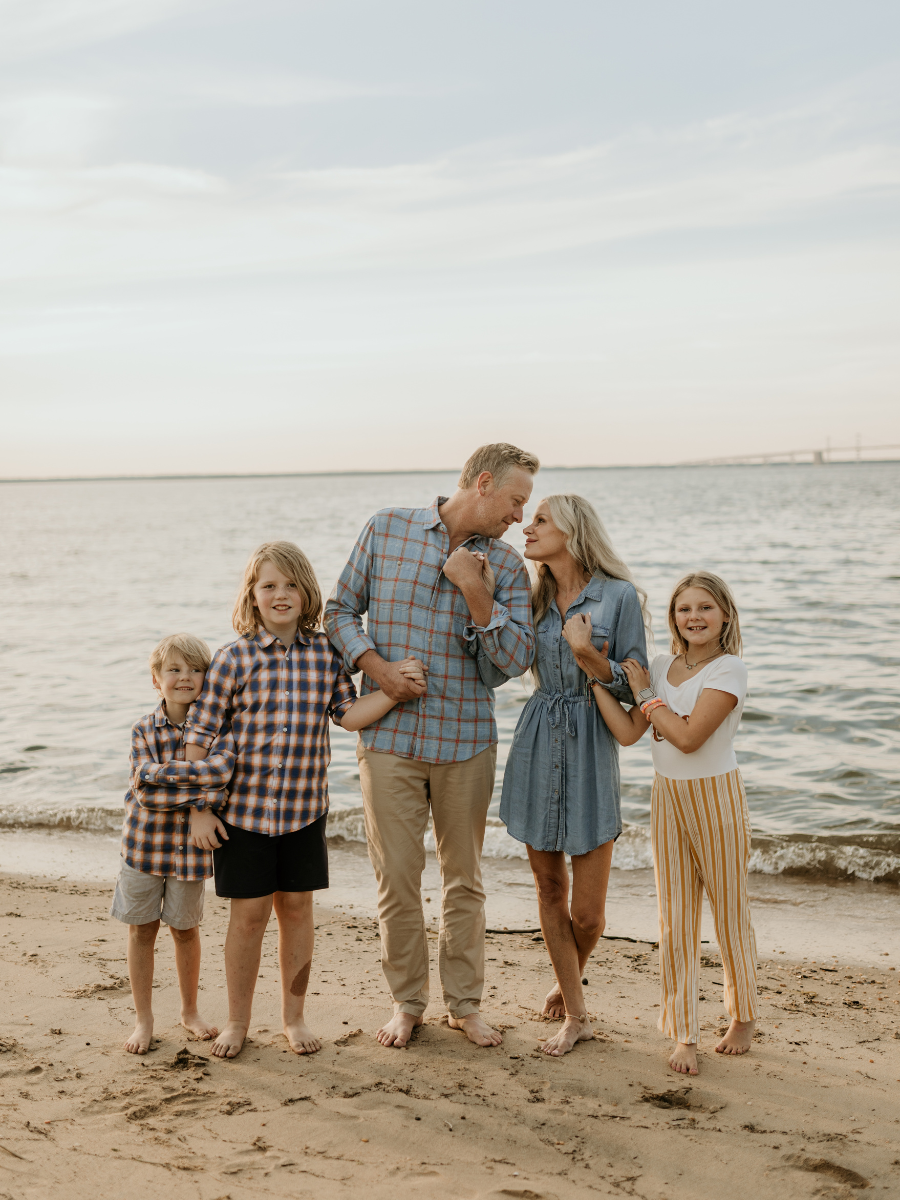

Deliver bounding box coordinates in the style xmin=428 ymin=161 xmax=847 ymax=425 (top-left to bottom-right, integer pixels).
xmin=357 ymin=744 xmax=497 ymax=1019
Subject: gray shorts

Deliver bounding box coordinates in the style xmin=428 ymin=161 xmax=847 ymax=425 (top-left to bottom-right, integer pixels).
xmin=109 ymin=860 xmax=206 ymax=930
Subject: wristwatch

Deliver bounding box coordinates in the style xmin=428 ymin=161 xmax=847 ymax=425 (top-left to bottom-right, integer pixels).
xmin=636 ymin=686 xmax=657 ymax=704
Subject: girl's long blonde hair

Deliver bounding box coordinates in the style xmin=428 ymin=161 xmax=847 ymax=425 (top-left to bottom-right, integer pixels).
xmin=667 ymin=571 xmax=742 ymax=657
xmin=531 ymin=494 xmax=650 ymax=630
xmin=233 ymin=541 xmax=322 ymax=637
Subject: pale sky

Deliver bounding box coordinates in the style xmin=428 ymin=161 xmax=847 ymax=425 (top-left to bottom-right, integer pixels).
xmin=1 ymin=0 xmax=899 ymax=477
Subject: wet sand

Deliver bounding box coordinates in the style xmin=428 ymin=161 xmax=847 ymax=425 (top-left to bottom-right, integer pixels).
xmin=2 ymin=858 xmax=899 ymax=1199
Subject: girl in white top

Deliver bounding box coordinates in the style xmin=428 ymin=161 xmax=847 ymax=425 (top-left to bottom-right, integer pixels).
xmin=581 ymin=571 xmax=757 ymax=1077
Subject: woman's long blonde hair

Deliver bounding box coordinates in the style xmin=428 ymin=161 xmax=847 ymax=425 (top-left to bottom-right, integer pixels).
xmin=531 ymin=494 xmax=650 ymax=630
xmin=667 ymin=571 xmax=742 ymax=657
xmin=233 ymin=541 xmax=322 ymax=637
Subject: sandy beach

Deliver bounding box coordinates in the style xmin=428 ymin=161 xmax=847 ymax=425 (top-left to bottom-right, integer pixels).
xmin=2 ymin=852 xmax=899 ymax=1200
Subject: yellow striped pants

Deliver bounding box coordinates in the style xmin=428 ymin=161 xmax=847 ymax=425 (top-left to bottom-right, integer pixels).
xmin=651 ymin=769 xmax=758 ymax=1045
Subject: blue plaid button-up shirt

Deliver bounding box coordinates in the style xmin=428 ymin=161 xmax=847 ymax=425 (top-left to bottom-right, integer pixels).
xmin=122 ymin=703 xmax=235 ymax=880
xmin=184 ymin=628 xmax=357 ymax=836
xmin=324 ymin=497 xmax=534 ymax=763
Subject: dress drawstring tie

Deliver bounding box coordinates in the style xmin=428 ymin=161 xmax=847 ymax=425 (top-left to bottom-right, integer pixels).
xmin=538 ymin=689 xmax=592 ymax=737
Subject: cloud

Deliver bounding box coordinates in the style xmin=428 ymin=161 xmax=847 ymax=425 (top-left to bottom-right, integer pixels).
xmin=0 ymin=79 xmax=897 ymax=287
xmin=0 ymin=0 xmax=209 ymax=62
xmin=0 ymin=92 xmax=114 ymax=164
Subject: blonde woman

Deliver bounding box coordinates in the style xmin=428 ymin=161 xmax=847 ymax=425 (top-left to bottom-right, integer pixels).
xmin=498 ymin=495 xmax=649 ymax=1056
xmin=589 ymin=572 xmax=757 ymax=1076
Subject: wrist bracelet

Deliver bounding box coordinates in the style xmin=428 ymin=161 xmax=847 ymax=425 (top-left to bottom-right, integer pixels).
xmin=640 ymin=698 xmax=667 ymax=717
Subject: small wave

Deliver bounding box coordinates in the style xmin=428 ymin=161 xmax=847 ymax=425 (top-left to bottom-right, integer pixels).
xmin=0 ymin=805 xmax=124 ymax=833
xmin=4 ymin=803 xmax=899 ymax=885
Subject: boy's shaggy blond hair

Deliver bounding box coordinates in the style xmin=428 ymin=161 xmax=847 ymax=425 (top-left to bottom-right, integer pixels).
xmin=668 ymin=571 xmax=743 ymax=658
xmin=232 ymin=541 xmax=322 ymax=637
xmin=458 ymin=442 xmax=540 ymax=490
xmin=149 ymin=633 xmax=212 ymax=678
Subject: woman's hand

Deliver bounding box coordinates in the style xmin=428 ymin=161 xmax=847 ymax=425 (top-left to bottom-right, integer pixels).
xmin=474 ymin=552 xmax=496 ymax=597
xmin=562 ymin=612 xmax=594 ymax=654
xmin=622 ymin=658 xmax=652 ymax=695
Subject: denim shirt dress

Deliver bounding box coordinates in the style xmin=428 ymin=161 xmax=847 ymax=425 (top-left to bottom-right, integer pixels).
xmin=498 ymin=574 xmax=648 ymax=856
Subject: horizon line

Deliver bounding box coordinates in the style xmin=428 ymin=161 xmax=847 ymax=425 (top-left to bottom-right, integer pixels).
xmin=1 ymin=457 xmax=898 ymax=485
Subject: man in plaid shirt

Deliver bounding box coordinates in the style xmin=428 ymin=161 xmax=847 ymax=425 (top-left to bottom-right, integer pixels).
xmin=325 ymin=442 xmax=539 ymax=1049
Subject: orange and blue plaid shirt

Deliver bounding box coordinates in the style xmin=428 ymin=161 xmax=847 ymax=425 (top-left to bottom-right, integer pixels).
xmin=184 ymin=629 xmax=357 ymax=836
xmin=122 ymin=703 xmax=235 ymax=881
xmin=324 ymin=497 xmax=534 ymax=763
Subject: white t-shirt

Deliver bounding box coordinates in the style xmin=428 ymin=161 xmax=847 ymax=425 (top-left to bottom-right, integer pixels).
xmin=649 ymin=653 xmax=747 ymax=780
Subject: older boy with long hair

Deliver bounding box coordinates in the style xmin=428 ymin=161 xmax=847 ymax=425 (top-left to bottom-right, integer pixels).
xmin=184 ymin=542 xmax=425 ymax=1059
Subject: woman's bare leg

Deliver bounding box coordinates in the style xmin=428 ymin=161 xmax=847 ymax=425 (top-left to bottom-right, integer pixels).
xmin=528 ymin=842 xmax=613 ymax=1055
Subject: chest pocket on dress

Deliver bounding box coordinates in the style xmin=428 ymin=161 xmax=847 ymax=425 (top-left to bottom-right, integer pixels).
xmin=590 ymin=624 xmax=611 ymax=649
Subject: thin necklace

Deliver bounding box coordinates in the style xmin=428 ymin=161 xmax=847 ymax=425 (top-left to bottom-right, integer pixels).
xmin=683 ymin=646 xmax=724 ymax=671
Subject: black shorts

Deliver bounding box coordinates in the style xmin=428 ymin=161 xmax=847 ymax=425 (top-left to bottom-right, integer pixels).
xmin=212 ymin=814 xmax=329 ymax=899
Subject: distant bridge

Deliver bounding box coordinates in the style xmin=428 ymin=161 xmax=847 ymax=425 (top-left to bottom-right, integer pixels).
xmin=676 ymin=442 xmax=900 ymax=467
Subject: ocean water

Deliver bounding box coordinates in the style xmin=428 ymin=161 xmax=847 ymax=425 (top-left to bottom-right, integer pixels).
xmin=1 ymin=464 xmax=898 ymax=883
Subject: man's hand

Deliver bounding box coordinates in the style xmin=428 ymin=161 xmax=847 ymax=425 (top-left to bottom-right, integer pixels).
xmin=442 ymin=546 xmax=488 ymax=589
xmin=189 ymin=806 xmax=229 ymax=850
xmin=442 ymin=547 xmax=495 ymax=627
xmin=357 ymin=650 xmax=427 ymax=703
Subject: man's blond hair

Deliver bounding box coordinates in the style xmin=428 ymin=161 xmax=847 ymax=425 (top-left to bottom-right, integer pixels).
xmin=458 ymin=443 xmax=540 ymax=490
xmin=233 ymin=541 xmax=322 ymax=636
xmin=149 ymin=633 xmax=212 ymax=678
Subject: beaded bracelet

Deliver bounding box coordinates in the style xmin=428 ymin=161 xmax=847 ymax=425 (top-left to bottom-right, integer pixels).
xmin=640 ymin=698 xmax=667 ymax=717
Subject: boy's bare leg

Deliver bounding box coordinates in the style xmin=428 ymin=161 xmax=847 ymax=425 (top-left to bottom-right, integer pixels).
xmin=169 ymin=925 xmax=218 ymax=1041
xmin=210 ymin=895 xmax=272 ymax=1059
xmin=274 ymin=890 xmax=321 ymax=1054
xmin=125 ymin=920 xmax=159 ymax=1054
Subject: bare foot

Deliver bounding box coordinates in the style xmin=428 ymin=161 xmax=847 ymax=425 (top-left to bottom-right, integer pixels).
xmin=447 ymin=1013 xmax=502 ymax=1047
xmin=210 ymin=1021 xmax=248 ymax=1059
xmin=376 ymin=1011 xmax=423 ymax=1048
xmin=716 ymin=1018 xmax=755 ymax=1056
xmin=180 ymin=1010 xmax=218 ymax=1041
xmin=542 ymin=983 xmax=565 ymax=1020
xmin=540 ymin=1015 xmax=594 ymax=1057
xmin=284 ymin=1019 xmax=321 ymax=1055
xmin=669 ymin=1041 xmax=699 ymax=1075
xmin=124 ymin=1018 xmax=154 ymax=1055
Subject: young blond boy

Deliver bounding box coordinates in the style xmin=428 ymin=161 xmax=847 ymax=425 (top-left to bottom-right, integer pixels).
xmin=110 ymin=633 xmax=234 ymax=1054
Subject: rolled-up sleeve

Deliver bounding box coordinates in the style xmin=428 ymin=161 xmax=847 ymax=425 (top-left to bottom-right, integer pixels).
xmin=463 ymin=558 xmax=535 ymax=683
xmin=597 ymin=584 xmax=648 ymax=704
xmin=184 ymin=650 xmax=235 ymax=750
xmin=131 ymin=730 xmax=234 ymax=813
xmin=324 ymin=520 xmax=377 ymax=674
xmin=327 ymin=662 xmax=358 ymax=726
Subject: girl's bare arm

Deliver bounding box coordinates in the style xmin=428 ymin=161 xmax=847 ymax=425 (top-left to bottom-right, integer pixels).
xmin=621 ymin=659 xmax=736 ymax=753
xmin=579 ymin=659 xmax=649 ymax=746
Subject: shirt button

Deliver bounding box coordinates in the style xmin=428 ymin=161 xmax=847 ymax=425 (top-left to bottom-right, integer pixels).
xmin=283 ymin=727 xmax=287 ymax=732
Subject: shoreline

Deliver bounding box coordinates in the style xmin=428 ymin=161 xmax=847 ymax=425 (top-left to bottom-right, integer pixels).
xmin=1 ymin=867 xmax=898 ymax=1198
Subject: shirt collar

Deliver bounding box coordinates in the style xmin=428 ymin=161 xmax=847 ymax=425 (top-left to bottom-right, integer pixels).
xmin=423 ymin=497 xmax=449 ymax=530
xmin=424 ymin=497 xmax=487 ymax=550
xmin=253 ymin=626 xmax=311 ymax=649
xmin=583 ymin=574 xmax=606 ymax=601
xmin=154 ymin=701 xmax=185 ymax=729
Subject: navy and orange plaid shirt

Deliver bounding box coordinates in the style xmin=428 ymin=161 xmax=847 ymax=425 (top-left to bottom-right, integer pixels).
xmin=324 ymin=497 xmax=535 ymax=763
xmin=184 ymin=629 xmax=357 ymax=836
xmin=122 ymin=703 xmax=235 ymax=880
